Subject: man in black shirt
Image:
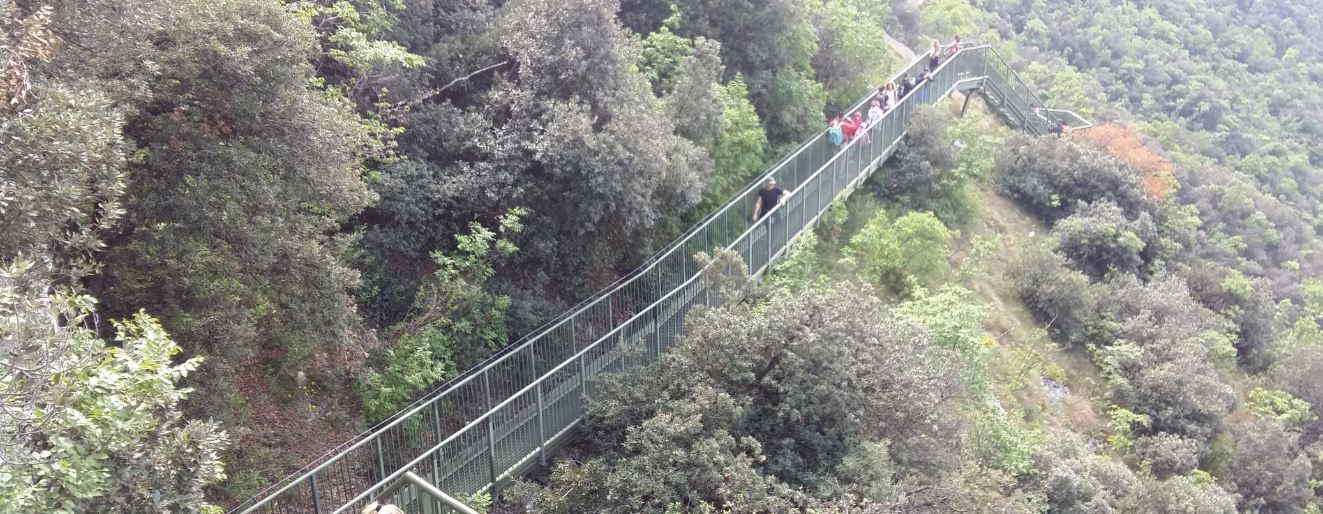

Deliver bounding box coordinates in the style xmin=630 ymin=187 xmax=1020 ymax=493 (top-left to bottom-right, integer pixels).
xmin=752 ymin=177 xmax=790 ymax=221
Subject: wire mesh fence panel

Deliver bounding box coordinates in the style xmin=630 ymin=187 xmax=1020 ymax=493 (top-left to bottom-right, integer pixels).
xmin=490 ymin=388 xmax=540 ymax=473
xmin=531 ymin=321 xmax=575 ymax=377
xmin=433 ymin=422 xmax=489 ymax=498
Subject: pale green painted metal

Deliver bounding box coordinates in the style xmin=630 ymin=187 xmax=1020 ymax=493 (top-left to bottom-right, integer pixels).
xmin=232 ymin=43 xmax=1076 ymax=514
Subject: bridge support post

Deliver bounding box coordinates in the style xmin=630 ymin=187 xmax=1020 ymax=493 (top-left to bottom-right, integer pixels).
xmin=310 ymin=473 xmax=322 ymax=514
xmin=960 ymin=90 xmax=977 ymax=119
xmin=486 ymin=415 xmax=498 ymax=493
xmin=535 ymin=380 xmax=547 ymax=467
xmin=653 ymin=307 xmax=661 ymax=357
xmin=432 ymin=403 xmax=443 ymax=483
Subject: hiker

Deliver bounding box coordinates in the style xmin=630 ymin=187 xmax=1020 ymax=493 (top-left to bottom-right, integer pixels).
xmin=879 ymin=82 xmax=898 ymax=110
xmin=852 ymin=111 xmax=870 ymax=144
xmin=929 ymin=40 xmax=942 ymax=70
xmin=946 ymin=35 xmax=963 ymax=58
xmin=865 ymin=100 xmax=884 ymax=142
xmin=752 ymin=177 xmax=791 ymax=222
xmin=827 ymin=115 xmax=846 ymax=145
xmin=362 ymin=502 xmax=405 ymax=514
xmin=841 ymin=113 xmax=859 ymax=142
xmin=867 ymin=99 xmax=884 ymax=129
xmin=903 ymin=74 xmax=919 ymax=96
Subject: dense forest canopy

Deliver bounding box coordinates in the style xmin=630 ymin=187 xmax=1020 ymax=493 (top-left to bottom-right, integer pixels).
xmin=5 ymin=0 xmax=1323 ymax=511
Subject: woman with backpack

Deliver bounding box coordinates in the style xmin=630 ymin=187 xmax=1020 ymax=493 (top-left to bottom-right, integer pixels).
xmin=827 ymin=115 xmax=846 ymax=145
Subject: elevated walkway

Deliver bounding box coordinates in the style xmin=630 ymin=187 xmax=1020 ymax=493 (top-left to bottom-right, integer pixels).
xmin=232 ymin=42 xmax=1086 ymax=514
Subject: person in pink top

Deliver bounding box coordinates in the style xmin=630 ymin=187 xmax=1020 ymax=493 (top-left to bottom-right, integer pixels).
xmin=947 ymin=35 xmax=962 ymax=58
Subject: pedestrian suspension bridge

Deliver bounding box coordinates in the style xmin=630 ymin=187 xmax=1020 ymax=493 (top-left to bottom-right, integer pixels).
xmin=233 ymin=42 xmax=1088 ymax=514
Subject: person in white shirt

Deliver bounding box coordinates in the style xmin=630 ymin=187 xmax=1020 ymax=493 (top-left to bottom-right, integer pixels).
xmin=867 ymin=99 xmax=884 ymax=131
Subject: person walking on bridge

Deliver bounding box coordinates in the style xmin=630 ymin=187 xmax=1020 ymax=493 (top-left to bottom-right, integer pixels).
xmin=867 ymin=99 xmax=884 ymax=131
xmin=946 ymin=35 xmax=963 ymax=58
xmin=753 ymin=178 xmax=791 ymax=222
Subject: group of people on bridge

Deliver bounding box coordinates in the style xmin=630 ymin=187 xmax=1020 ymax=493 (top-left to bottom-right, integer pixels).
xmin=755 ymin=36 xmax=967 ymax=224
xmin=827 ymin=36 xmax=963 ymax=147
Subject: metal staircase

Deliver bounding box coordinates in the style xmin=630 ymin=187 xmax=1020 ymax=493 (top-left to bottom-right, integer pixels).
xmin=230 ymin=42 xmax=1087 ymax=514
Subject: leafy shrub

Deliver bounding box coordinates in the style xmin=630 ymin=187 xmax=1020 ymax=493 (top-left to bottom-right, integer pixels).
xmin=521 ymin=279 xmax=970 ymax=511
xmin=0 ymin=260 xmax=229 ymax=512
xmin=1123 ymin=474 xmax=1237 ymax=513
xmin=1030 ymin=429 xmax=1138 ymax=513
xmin=1248 ymin=388 xmax=1315 ymax=430
xmin=357 ymin=326 xmax=457 ymax=423
xmin=1011 ymin=244 xmax=1096 ymax=347
xmin=970 ymin=407 xmax=1042 ymax=476
xmin=1051 ymin=200 xmax=1157 ymax=279
xmin=876 ymin=106 xmax=978 ymax=225
xmin=1133 ymin=434 xmax=1201 ymax=478
xmin=360 ymin=210 xmax=523 ymax=423
xmin=995 ymin=134 xmax=1153 ymax=224
xmin=844 ymin=211 xmax=952 ymax=296
xmin=1226 ymin=419 xmax=1314 ymax=513
xmin=1090 ymin=275 xmax=1236 ymax=443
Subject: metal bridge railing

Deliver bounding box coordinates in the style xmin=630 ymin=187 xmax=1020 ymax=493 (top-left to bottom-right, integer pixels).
xmin=232 ymin=43 xmax=1067 ymax=514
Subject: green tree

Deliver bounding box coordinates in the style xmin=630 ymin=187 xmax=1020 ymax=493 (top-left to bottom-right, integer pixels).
xmin=0 ymin=259 xmax=228 ymax=512
xmin=876 ymin=106 xmax=979 ymax=225
xmin=1091 ymin=275 xmax=1237 ymax=444
xmin=1226 ymin=419 xmax=1314 ymax=513
xmin=665 ymin=0 xmax=824 ymax=144
xmin=809 ymin=0 xmax=896 ymax=112
xmin=845 ymin=211 xmax=952 ymax=296
xmin=360 ymin=209 xmax=525 ymax=422
xmin=0 ymin=83 xmax=126 ymax=281
xmin=1050 ymin=200 xmax=1156 ymax=279
xmin=995 ymin=134 xmax=1153 ymax=224
xmin=517 ymin=273 xmax=969 ymax=511
xmin=1 ymin=5 xmax=127 ymax=283
xmin=695 ymin=76 xmax=770 ymax=216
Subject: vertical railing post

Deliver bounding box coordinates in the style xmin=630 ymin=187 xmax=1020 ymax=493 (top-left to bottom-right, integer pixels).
xmin=656 ymin=303 xmax=666 ymax=356
xmin=578 ymin=352 xmax=588 ymax=401
xmin=535 ymin=379 xmax=547 ymax=467
xmin=681 ymin=241 xmax=687 ymax=281
xmin=745 ymin=231 xmax=753 ymax=275
xmin=376 ymin=437 xmax=386 ymax=483
xmin=483 ymin=370 xmax=493 ymax=411
xmin=486 ymin=415 xmax=498 ymax=492
xmin=432 ymin=402 xmax=444 ymax=482
xmin=310 ymin=473 xmax=322 ymax=514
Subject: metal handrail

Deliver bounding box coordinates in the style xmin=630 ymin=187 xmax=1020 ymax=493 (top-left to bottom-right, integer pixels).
xmin=231 ymin=42 xmax=1079 ymax=514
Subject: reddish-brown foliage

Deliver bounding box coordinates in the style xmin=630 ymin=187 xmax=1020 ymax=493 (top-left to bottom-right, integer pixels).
xmin=1072 ymin=122 xmax=1176 ymax=201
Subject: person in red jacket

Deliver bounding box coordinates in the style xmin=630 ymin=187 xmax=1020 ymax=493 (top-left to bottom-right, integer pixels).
xmin=841 ymin=113 xmax=859 ymax=142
